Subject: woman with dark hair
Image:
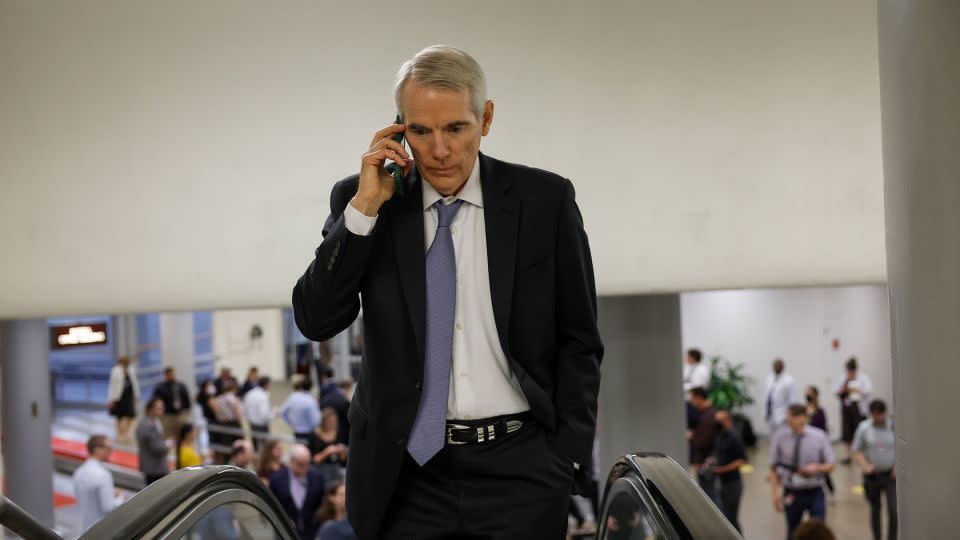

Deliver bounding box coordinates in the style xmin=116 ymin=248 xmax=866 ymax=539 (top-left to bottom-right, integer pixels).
xmin=313 ymin=481 xmax=357 ymax=540
xmin=311 ymin=408 xmax=348 ymax=486
xmin=176 ymin=423 xmax=202 ymax=469
xmin=806 ymin=386 xmax=834 ymax=495
xmin=256 ymin=439 xmax=286 ymax=486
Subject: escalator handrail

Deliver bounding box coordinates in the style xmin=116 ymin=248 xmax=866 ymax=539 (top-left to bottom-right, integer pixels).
xmin=600 ymin=452 xmax=742 ymax=540
xmin=0 ymin=496 xmax=62 ymax=540
xmin=79 ymin=465 xmax=299 ymax=539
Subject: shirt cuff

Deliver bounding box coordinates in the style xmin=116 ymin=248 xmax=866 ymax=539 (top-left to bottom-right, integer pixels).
xmin=344 ymin=202 xmax=378 ymax=236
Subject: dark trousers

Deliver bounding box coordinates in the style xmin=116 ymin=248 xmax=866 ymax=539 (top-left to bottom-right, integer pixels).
xmin=379 ymin=421 xmax=574 ymax=539
xmin=784 ymin=487 xmax=826 ymax=540
xmin=144 ymin=473 xmax=166 ymax=486
xmin=718 ymin=477 xmax=742 ymax=533
xmin=250 ymin=423 xmax=270 ymax=451
xmin=864 ymin=472 xmax=897 ymax=540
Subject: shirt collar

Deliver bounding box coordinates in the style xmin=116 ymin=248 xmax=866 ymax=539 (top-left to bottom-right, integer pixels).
xmin=422 ymin=156 xmax=483 ymax=211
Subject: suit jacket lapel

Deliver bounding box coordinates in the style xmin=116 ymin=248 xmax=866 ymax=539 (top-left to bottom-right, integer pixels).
xmin=480 ymin=153 xmax=520 ymax=357
xmin=390 ymin=170 xmax=427 ymax=369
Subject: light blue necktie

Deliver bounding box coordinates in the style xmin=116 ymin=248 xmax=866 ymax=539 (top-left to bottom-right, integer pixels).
xmin=407 ymin=199 xmax=464 ymax=466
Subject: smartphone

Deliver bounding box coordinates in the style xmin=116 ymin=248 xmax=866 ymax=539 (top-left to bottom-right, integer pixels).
xmin=389 ymin=114 xmax=406 ymax=197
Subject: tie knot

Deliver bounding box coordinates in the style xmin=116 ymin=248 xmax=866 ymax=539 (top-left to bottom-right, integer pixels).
xmin=435 ymin=199 xmax=464 ymax=228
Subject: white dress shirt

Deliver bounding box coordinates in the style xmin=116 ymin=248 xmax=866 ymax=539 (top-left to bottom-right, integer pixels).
xmin=834 ymin=371 xmax=874 ymax=415
xmin=682 ymin=361 xmax=711 ymax=393
xmin=73 ymin=458 xmax=122 ymax=532
xmin=243 ymin=386 xmax=272 ymax=426
xmin=765 ymin=372 xmax=797 ymax=427
xmin=344 ymin=157 xmax=530 ymax=420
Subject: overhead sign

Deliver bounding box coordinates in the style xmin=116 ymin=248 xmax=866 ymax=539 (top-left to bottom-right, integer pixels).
xmin=50 ymin=323 xmax=109 ymax=349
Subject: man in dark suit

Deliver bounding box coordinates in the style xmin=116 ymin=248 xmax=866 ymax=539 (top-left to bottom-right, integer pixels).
xmin=293 ymin=44 xmax=603 ymax=539
xmin=152 ymin=366 xmax=191 ymax=438
xmin=268 ymin=444 xmax=326 ymax=540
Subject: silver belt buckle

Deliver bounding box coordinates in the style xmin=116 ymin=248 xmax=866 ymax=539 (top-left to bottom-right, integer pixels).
xmin=446 ymin=423 xmax=470 ymax=445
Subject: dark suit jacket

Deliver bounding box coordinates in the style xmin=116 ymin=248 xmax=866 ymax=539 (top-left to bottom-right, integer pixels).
xmin=152 ymin=380 xmax=191 ymax=415
xmin=269 ymin=467 xmax=326 ymax=540
xmin=292 ymin=153 xmax=603 ymax=539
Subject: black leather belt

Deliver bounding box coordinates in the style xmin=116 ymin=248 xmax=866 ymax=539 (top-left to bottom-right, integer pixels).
xmin=445 ymin=412 xmax=531 ymax=446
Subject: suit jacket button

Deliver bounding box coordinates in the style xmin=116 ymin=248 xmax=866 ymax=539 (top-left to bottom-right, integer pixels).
xmin=415 ymin=381 xmax=422 ymax=391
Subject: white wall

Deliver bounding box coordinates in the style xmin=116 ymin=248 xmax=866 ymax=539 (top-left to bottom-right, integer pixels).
xmin=0 ymin=0 xmax=884 ymax=318
xmin=680 ymin=285 xmax=894 ymax=437
xmin=212 ymin=309 xmax=284 ymax=381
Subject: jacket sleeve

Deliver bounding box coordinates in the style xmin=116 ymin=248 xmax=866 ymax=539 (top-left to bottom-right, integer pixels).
xmin=292 ymin=178 xmax=377 ymax=341
xmin=551 ymin=179 xmax=604 ymax=470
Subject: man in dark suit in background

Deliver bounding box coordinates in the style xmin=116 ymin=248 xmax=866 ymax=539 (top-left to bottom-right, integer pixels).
xmin=269 ymin=444 xmax=326 ymax=540
xmin=152 ymin=366 xmax=191 ymax=438
xmin=293 ymin=44 xmax=603 ymax=539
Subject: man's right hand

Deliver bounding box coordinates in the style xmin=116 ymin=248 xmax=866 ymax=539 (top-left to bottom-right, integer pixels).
xmin=352 ymin=123 xmax=415 ymax=217
xmin=773 ymin=494 xmax=784 ymax=512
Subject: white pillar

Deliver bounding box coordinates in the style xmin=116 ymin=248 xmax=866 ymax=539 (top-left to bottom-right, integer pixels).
xmin=0 ymin=320 xmax=54 ymax=528
xmin=878 ymin=1 xmax=960 ymax=537
xmin=160 ymin=312 xmax=196 ymax=395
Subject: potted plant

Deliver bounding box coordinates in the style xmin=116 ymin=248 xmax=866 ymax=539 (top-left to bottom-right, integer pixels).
xmin=707 ymin=356 xmax=757 ymax=447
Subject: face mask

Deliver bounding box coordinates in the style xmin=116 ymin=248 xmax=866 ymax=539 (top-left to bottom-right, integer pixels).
xmin=716 ymin=422 xmax=726 ymax=430
xmin=805 ymin=395 xmax=815 ymax=403
xmin=207 ymin=386 xmax=216 ymax=395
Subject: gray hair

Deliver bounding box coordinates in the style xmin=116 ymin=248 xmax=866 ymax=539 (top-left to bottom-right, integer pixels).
xmin=394 ymin=44 xmax=487 ymax=120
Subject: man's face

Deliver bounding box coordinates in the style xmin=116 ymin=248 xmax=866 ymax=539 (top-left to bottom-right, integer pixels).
xmin=871 ymin=410 xmax=887 ymax=425
xmin=164 ymin=370 xmax=175 ymax=382
xmin=289 ymin=453 xmax=310 ymax=477
xmin=715 ymin=411 xmax=731 ymax=429
xmin=151 ymin=400 xmax=165 ymax=416
xmin=773 ymin=361 xmax=784 ymax=375
xmin=399 ymin=81 xmax=493 ymax=196
xmin=686 ymin=355 xmax=696 ymax=365
xmin=236 ymin=448 xmax=252 ymax=467
xmin=95 ymin=441 xmax=113 ymax=461
xmin=787 ymin=412 xmax=808 ymax=433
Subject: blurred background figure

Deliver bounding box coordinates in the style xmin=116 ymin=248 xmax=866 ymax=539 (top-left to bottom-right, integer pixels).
xmin=683 ymin=349 xmax=710 ymax=462
xmin=311 ymin=408 xmax=348 ymax=486
xmin=244 ymin=375 xmax=273 ymax=451
xmin=270 ymin=444 xmax=325 ymax=540
xmin=770 ymin=404 xmax=835 ymax=540
xmin=282 ymin=376 xmax=321 ymax=446
xmin=711 ymin=410 xmax=747 ymax=533
xmin=791 ymin=519 xmax=837 ymax=540
xmin=211 ymin=380 xmax=245 ymax=462
xmin=72 ymin=435 xmax=123 ymax=532
xmin=107 ymin=355 xmax=139 ymax=445
xmin=239 ymin=366 xmax=260 ymax=398
xmin=313 ymin=481 xmax=358 ymax=540
xmin=765 ymin=358 xmax=797 ymax=437
xmin=257 ymin=439 xmax=287 ymax=486
xmin=321 ymin=379 xmax=351 ymax=446
xmin=805 ymin=385 xmax=834 ymax=497
xmin=177 ymin=422 xmax=203 ymax=468
xmin=214 ymin=366 xmax=238 ymax=395
xmin=853 ymin=399 xmax=897 ymax=540
xmin=688 ymin=386 xmax=719 ymax=503
xmin=836 ymin=357 xmax=873 ymax=464
xmin=137 ymin=397 xmax=170 ymax=485
xmin=152 ymin=366 xmax=191 ymax=439
xmin=227 ymin=439 xmax=255 ymax=472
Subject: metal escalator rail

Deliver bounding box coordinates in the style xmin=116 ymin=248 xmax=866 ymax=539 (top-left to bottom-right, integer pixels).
xmin=79 ymin=466 xmax=299 ymax=540
xmin=0 ymin=496 xmax=63 ymax=540
xmin=599 ymin=452 xmax=742 ymax=540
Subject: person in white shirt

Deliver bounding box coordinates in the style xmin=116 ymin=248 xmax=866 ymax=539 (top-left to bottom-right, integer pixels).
xmin=683 ymin=349 xmax=711 ymax=393
xmin=72 ymin=435 xmax=123 ymax=532
xmin=243 ymin=375 xmax=273 ymax=451
xmin=764 ymin=358 xmax=798 ymax=436
xmin=835 ymin=357 xmax=874 ymax=463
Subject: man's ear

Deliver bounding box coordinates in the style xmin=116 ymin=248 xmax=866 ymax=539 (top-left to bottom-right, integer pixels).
xmin=481 ymin=100 xmax=494 ymax=136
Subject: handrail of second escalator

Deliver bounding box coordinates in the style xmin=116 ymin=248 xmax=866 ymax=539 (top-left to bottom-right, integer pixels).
xmin=0 ymin=496 xmax=63 ymax=540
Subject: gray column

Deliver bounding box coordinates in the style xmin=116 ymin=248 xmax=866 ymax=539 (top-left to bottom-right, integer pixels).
xmin=596 ymin=294 xmax=686 ymax=479
xmin=0 ymin=320 xmax=54 ymax=528
xmin=878 ymin=1 xmax=960 ymax=538
xmin=160 ymin=313 xmax=196 ymax=396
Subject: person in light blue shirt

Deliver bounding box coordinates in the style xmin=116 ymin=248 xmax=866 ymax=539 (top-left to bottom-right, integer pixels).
xmin=72 ymin=435 xmax=123 ymax=532
xmin=853 ymin=399 xmax=897 ymax=540
xmin=281 ymin=376 xmax=321 ymax=445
